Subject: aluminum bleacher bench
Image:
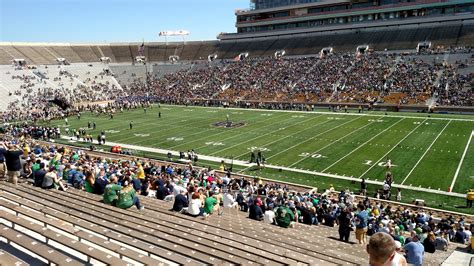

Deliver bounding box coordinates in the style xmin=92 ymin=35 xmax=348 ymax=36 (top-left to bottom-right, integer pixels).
xmin=0 ymin=224 xmax=83 ymax=266
xmin=0 ymin=249 xmax=27 ymax=266
xmin=0 ymin=211 xmax=128 ymax=265
xmin=5 ymin=184 xmax=260 ymax=265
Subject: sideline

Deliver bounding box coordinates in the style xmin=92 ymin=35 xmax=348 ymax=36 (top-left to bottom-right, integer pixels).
xmin=167 ymin=104 xmax=474 ymax=122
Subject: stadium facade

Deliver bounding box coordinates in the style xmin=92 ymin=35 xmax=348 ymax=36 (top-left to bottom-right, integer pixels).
xmin=231 ymin=0 xmax=474 ymax=36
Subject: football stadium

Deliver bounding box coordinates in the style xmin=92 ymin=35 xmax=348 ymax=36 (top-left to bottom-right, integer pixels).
xmin=1 ymin=0 xmax=473 ymax=265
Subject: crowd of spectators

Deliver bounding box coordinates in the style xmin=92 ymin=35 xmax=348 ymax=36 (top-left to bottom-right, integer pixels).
xmin=1 ymin=122 xmax=473 ymax=264
xmin=120 ymin=50 xmax=472 ymax=107
xmin=2 ymin=49 xmax=472 ymax=125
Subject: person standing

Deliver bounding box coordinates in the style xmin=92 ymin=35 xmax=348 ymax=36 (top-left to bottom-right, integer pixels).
xmin=337 ymin=207 xmax=353 ymax=242
xmin=129 ymin=121 xmax=133 ymax=130
xmin=355 ymin=204 xmax=369 ymax=245
xmin=4 ymin=143 xmax=23 ymax=185
xmin=360 ymin=178 xmax=367 ymax=196
xmin=466 ymin=189 xmax=474 ymax=208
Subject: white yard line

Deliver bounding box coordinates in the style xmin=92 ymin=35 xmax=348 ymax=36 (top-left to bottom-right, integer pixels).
xmin=232 ymin=115 xmax=334 ymax=159
xmin=450 ymin=130 xmax=474 ymax=190
xmin=167 ymin=104 xmax=474 ymax=122
xmin=60 ymin=135 xmax=466 ymax=198
xmin=401 ymin=120 xmax=452 ymax=185
xmin=207 ymin=114 xmax=323 ymax=156
xmin=236 ymin=115 xmax=362 ymax=173
xmin=287 ymin=116 xmax=382 ymax=167
xmin=322 ymin=118 xmax=405 ymax=172
xmin=359 ymin=118 xmax=428 ymax=179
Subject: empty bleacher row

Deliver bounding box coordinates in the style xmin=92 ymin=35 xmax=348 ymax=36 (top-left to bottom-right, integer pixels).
xmin=1 ymin=22 xmax=472 ymax=65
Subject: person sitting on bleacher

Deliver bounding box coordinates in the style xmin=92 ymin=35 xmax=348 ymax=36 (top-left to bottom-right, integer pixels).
xmin=33 ymin=162 xmax=46 ymax=187
xmin=116 ymin=177 xmax=144 ymax=210
xmin=236 ymin=190 xmax=248 ymax=212
xmin=172 ymin=190 xmax=188 ymax=212
xmin=249 ymin=198 xmax=264 ymax=221
xmin=275 ymin=204 xmax=295 ymax=228
xmin=203 ymin=190 xmax=220 ymax=218
xmin=103 ymin=175 xmax=121 ymax=205
xmin=42 ymin=166 xmax=67 ymax=191
xmin=182 ymin=192 xmax=203 ymax=217
xmin=223 ymin=190 xmax=238 ymax=209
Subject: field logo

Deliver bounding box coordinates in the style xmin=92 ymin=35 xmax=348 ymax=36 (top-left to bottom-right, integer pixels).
xmin=248 ymin=146 xmax=270 ymax=152
xmin=205 ymin=141 xmax=225 ymax=146
xmin=327 ymin=117 xmax=343 ymax=120
xmin=368 ymin=119 xmax=384 ymax=122
xmin=298 ymin=152 xmax=326 ymax=158
xmin=260 ymin=114 xmax=272 ymax=116
xmin=291 ymin=115 xmax=305 ymax=118
xmin=413 ymin=122 xmax=429 ymax=125
xmin=134 ymin=133 xmax=150 ymax=137
xmin=105 ymin=130 xmax=120 ymax=133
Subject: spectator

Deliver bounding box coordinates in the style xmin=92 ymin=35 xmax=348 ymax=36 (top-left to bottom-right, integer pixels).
xmin=337 ymin=207 xmax=353 ymax=242
xmin=367 ymin=232 xmax=407 ymax=266
xmin=275 ymin=205 xmax=295 ymax=228
xmin=249 ymin=200 xmax=264 ymax=221
xmin=203 ymin=191 xmax=219 ymax=218
xmin=355 ymin=204 xmax=369 ymax=245
xmin=84 ymin=171 xmax=95 ymax=193
xmin=41 ymin=166 xmax=67 ymax=191
xmin=264 ymin=208 xmax=276 ymax=224
xmin=4 ymin=143 xmax=23 ymax=185
xmin=223 ymin=190 xmax=238 ymax=209
xmin=116 ymin=178 xmax=144 ymax=210
xmin=454 ymin=227 xmax=467 ymax=244
xmin=404 ymin=234 xmax=424 ymax=266
xmin=172 ymin=190 xmax=189 ymax=212
xmin=34 ymin=162 xmax=47 ymax=187
xmin=103 ymin=175 xmax=122 ymax=205
xmin=435 ymin=232 xmax=449 ymax=251
xmin=183 ymin=192 xmax=202 ymax=217
xmin=423 ymin=232 xmax=436 ymax=253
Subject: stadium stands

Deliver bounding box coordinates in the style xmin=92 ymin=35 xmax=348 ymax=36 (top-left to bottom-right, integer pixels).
xmin=71 ymin=45 xmax=102 ymax=62
xmin=0 ymin=21 xmax=472 ymax=66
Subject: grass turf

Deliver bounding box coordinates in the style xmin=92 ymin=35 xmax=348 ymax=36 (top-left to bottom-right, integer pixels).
xmin=42 ymin=105 xmax=474 ymax=213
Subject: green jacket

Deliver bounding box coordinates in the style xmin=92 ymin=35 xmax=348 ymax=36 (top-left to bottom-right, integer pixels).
xmin=116 ymin=187 xmax=136 ymax=209
xmin=203 ymin=197 xmax=217 ymax=214
xmin=275 ymin=206 xmax=294 ymax=228
xmin=103 ymin=184 xmax=122 ymax=204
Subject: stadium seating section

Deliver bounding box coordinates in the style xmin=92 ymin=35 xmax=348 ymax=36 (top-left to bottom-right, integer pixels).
xmin=0 ymin=179 xmax=462 ymax=265
xmin=1 ymin=23 xmax=473 ymax=65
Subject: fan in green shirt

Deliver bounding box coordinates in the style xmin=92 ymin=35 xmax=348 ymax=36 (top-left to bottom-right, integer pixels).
xmin=275 ymin=206 xmax=295 ymax=228
xmin=203 ymin=196 xmax=217 ymax=214
xmin=103 ymin=184 xmax=122 ymax=204
xmin=116 ymin=186 xmax=136 ymax=209
xmin=103 ymin=175 xmax=121 ymax=205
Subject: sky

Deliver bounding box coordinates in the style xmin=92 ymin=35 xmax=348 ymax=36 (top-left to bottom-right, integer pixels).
xmin=0 ymin=0 xmax=250 ymax=43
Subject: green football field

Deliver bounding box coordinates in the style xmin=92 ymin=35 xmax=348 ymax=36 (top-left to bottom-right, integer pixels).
xmin=47 ymin=105 xmax=474 ymax=196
